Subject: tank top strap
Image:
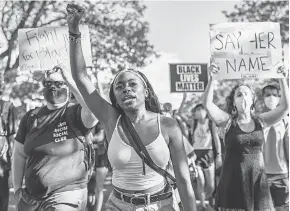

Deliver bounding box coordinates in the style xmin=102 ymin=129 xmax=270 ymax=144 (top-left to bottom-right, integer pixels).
xmin=114 ymin=115 xmax=122 ymax=131
xmin=157 ymin=114 xmax=161 ymax=134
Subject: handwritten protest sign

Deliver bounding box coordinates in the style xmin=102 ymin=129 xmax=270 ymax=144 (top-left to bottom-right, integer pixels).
xmin=169 ymin=63 xmax=208 ymax=93
xmin=18 ymin=25 xmax=92 ymax=72
xmin=210 ymin=22 xmax=283 ymax=79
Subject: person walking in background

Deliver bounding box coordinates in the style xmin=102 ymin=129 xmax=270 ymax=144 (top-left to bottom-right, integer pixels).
xmin=0 ymin=84 xmax=17 ymax=211
xmin=262 ymin=84 xmax=289 ymax=211
xmin=162 ymin=102 xmax=173 ymax=117
xmin=190 ymin=104 xmax=222 ymax=210
xmin=87 ymin=122 xmax=109 ymax=211
xmin=12 ymin=66 xmax=98 ymax=211
xmin=203 ymin=62 xmax=289 ymax=211
xmin=66 ymin=3 xmax=196 ymax=210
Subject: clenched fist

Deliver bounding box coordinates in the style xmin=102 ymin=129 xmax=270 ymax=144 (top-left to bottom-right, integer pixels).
xmin=66 ymin=4 xmax=85 ymax=33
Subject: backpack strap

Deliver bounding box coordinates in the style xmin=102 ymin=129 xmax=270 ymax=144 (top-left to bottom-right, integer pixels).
xmin=282 ymin=118 xmax=288 ymax=130
xmin=26 ymin=107 xmax=42 ymax=132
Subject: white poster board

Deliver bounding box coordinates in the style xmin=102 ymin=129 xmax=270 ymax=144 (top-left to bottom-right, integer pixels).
xmin=18 ymin=25 xmax=93 ymax=72
xmin=210 ymin=22 xmax=283 ymax=79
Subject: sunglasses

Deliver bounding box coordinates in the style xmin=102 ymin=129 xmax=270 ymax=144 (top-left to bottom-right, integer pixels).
xmin=42 ymin=80 xmax=67 ymax=88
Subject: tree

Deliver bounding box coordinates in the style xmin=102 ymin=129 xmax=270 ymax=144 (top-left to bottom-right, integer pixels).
xmin=0 ymin=1 xmax=157 ymax=116
xmin=222 ymin=1 xmax=289 ymax=45
xmin=180 ymin=1 xmax=288 ymax=116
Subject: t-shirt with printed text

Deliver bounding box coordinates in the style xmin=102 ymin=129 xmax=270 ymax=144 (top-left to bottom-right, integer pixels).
xmin=15 ymin=103 xmax=91 ymax=200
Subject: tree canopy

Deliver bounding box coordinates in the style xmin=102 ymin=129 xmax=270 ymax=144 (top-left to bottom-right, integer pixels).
xmin=0 ymin=1 xmax=157 ymax=115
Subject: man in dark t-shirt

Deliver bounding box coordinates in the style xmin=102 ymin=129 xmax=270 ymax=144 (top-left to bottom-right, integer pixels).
xmin=12 ymin=66 xmax=98 ymax=211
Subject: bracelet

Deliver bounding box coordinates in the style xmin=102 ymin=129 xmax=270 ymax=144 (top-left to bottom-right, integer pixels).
xmin=69 ymin=31 xmax=81 ymax=38
xmin=69 ymin=35 xmax=81 ymax=43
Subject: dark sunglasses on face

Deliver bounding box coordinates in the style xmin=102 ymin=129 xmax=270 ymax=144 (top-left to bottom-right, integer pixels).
xmin=42 ymin=80 xmax=67 ymax=88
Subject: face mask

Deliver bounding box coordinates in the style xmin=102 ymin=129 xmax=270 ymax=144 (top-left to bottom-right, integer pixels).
xmin=264 ymin=96 xmax=279 ymax=110
xmin=43 ymin=87 xmax=68 ymax=105
xmin=235 ymin=96 xmax=252 ymax=112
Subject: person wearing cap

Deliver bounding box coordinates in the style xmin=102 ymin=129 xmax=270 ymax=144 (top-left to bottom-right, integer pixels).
xmin=66 ymin=3 xmax=196 ymax=211
xmin=12 ymin=65 xmax=98 ymax=210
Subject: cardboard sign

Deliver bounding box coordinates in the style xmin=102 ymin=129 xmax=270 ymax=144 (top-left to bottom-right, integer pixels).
xmin=210 ymin=22 xmax=283 ymax=79
xmin=18 ymin=25 xmax=93 ymax=72
xmin=169 ymin=63 xmax=208 ymax=92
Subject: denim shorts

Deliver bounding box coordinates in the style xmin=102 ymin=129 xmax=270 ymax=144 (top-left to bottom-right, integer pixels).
xmin=105 ymin=191 xmax=180 ymax=211
xmin=17 ymin=188 xmax=87 ymax=211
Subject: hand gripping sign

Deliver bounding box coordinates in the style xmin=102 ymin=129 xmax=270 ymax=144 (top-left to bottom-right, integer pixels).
xmin=209 ymin=22 xmax=284 ymax=79
xmin=18 ymin=25 xmax=93 ymax=73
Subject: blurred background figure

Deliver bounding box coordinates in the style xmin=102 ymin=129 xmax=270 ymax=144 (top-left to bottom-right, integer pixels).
xmin=87 ymin=122 xmax=109 ymax=211
xmin=0 ymin=79 xmax=17 ymax=211
xmin=162 ymin=102 xmax=173 ymax=117
xmin=190 ymin=104 xmax=222 ymax=210
xmin=262 ymin=84 xmax=289 ymax=211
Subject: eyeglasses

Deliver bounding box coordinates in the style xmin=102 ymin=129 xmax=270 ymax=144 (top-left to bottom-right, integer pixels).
xmin=42 ymin=80 xmax=67 ymax=88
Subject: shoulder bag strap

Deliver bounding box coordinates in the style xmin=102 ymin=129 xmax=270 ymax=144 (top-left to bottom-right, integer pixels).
xmin=120 ymin=115 xmax=177 ymax=188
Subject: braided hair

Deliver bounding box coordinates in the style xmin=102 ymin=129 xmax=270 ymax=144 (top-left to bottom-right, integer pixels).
xmin=109 ymin=69 xmax=162 ymax=114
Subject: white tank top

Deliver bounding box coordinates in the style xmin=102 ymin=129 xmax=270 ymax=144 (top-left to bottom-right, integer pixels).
xmin=263 ymin=119 xmax=288 ymax=174
xmin=193 ymin=119 xmax=212 ymax=150
xmin=108 ymin=114 xmax=170 ymax=190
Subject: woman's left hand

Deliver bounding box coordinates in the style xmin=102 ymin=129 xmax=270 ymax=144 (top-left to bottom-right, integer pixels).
xmin=274 ymin=62 xmax=288 ymax=78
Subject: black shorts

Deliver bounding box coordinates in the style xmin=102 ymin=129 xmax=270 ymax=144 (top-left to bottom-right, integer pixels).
xmin=267 ymin=174 xmax=289 ymax=207
xmin=96 ymin=142 xmax=107 ymax=168
xmin=96 ymin=153 xmax=106 ymax=168
xmin=195 ymin=149 xmax=214 ymax=169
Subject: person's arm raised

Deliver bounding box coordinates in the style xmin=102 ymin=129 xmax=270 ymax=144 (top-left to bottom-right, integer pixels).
xmin=58 ymin=65 xmax=98 ymax=128
xmin=66 ymin=4 xmax=118 ymax=134
xmin=259 ymin=65 xmax=289 ymax=127
xmin=202 ymin=63 xmax=230 ymax=127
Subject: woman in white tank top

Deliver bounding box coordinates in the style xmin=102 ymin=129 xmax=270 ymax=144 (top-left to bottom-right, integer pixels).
xmin=191 ymin=104 xmax=222 ymax=211
xmin=67 ymin=4 xmax=196 ymax=211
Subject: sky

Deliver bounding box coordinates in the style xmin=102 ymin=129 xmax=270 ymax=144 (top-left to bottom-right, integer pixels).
xmin=140 ymin=0 xmax=239 ymax=109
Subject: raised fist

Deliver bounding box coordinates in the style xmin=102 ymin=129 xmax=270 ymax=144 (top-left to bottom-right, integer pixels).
xmin=66 ymin=4 xmax=85 ymax=33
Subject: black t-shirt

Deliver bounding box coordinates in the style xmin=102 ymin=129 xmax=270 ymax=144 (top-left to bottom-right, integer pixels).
xmin=15 ymin=103 xmax=91 ymax=199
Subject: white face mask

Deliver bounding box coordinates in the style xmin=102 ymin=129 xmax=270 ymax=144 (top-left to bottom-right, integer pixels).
xmin=264 ymin=96 xmax=279 ymax=110
xmin=235 ymin=96 xmax=252 ymax=112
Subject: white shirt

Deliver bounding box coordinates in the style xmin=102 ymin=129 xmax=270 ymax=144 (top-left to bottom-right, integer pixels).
xmin=193 ymin=119 xmax=212 ymax=150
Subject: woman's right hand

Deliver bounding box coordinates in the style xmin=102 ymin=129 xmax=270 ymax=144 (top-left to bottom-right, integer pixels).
xmin=208 ymin=62 xmax=220 ymax=79
xmin=66 ymin=4 xmax=85 ymax=33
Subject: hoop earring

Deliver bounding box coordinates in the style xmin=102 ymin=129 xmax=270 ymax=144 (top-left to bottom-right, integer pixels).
xmin=232 ymin=106 xmax=237 ymax=116
xmin=250 ymin=104 xmax=255 ymax=115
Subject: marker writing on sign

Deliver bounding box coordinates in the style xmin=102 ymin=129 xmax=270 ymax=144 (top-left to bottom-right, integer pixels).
xmin=226 ymin=56 xmax=270 ymax=73
xmin=215 ymin=32 xmax=242 ymax=50
xmin=25 ymin=28 xmax=58 ymax=46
